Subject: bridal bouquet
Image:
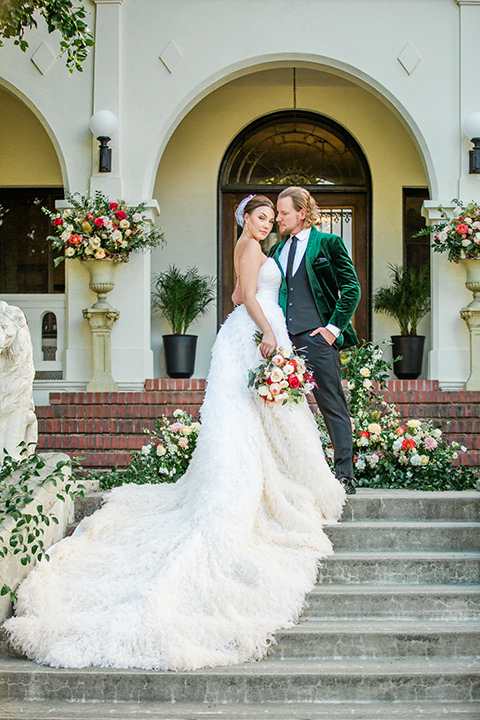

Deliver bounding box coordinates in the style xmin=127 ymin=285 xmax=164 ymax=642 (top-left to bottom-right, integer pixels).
xmin=248 ymin=332 xmax=316 ymax=405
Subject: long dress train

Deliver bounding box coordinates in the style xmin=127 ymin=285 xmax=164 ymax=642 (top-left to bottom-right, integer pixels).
xmin=4 ymin=258 xmax=346 ymax=670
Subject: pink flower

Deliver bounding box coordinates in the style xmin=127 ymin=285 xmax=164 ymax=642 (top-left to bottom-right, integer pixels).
xmin=457 ymin=223 xmax=468 ymax=235
xmin=178 ymin=437 xmax=189 ymax=449
xmin=94 ymin=217 xmax=104 ymax=227
xmin=272 ymin=354 xmax=285 ymax=367
xmin=170 ymin=422 xmax=185 ymax=432
xmin=109 ymin=202 xmax=118 ymax=210
xmin=424 ymin=436 xmax=438 ymax=450
xmin=270 ymin=383 xmax=282 ymax=395
xmin=53 ymin=217 xmax=63 ymax=226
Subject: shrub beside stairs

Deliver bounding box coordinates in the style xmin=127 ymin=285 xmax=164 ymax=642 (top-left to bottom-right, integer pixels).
xmin=0 ymin=489 xmax=479 ymax=719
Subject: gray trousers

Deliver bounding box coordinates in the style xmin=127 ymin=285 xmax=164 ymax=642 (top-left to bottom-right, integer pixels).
xmin=290 ymin=330 xmax=354 ymax=481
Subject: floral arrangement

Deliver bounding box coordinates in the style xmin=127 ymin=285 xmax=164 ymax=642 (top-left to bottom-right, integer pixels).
xmin=43 ymin=191 xmax=165 ymax=266
xmin=248 ymin=333 xmax=316 ymax=405
xmin=416 ymin=199 xmax=480 ymax=262
xmin=316 ymin=341 xmax=478 ymax=491
xmin=95 ymin=410 xmax=199 ymax=490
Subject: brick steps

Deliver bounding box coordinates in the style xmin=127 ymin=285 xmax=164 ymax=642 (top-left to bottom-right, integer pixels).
xmin=35 ymin=379 xmax=480 ymax=471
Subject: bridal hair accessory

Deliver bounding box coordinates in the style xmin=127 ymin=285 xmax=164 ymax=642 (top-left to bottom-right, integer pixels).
xmin=235 ymin=194 xmax=257 ymax=228
xmin=248 ymin=332 xmax=316 ymax=405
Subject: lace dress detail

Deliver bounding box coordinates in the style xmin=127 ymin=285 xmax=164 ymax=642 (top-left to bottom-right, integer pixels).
xmin=4 ymin=258 xmax=345 ymax=671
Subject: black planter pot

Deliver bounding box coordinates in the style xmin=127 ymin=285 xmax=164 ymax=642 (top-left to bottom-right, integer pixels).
xmin=391 ymin=335 xmax=425 ymax=380
xmin=163 ymin=334 xmax=198 ymax=379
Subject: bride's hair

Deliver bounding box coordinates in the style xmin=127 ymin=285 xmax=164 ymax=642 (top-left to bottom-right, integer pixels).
xmin=244 ymin=195 xmax=275 ymax=218
xmin=278 ymin=187 xmax=320 ymax=228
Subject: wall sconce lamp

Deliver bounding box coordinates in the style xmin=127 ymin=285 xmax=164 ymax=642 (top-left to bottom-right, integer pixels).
xmin=464 ymin=112 xmax=480 ymax=175
xmin=89 ymin=110 xmax=119 ymax=173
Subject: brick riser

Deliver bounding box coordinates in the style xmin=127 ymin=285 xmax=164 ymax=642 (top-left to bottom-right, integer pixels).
xmin=36 ymin=379 xmax=480 ymax=470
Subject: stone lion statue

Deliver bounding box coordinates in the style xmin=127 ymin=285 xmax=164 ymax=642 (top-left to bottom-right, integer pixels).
xmin=0 ymin=301 xmax=37 ymax=463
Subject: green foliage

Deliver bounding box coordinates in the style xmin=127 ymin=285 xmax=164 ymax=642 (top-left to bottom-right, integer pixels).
xmin=0 ymin=445 xmax=85 ymax=601
xmin=0 ymin=0 xmax=94 ymax=73
xmin=316 ymin=341 xmax=478 ymax=491
xmin=152 ymin=265 xmax=216 ymax=334
xmin=86 ymin=411 xmax=200 ymax=491
xmin=373 ymin=263 xmax=431 ymax=335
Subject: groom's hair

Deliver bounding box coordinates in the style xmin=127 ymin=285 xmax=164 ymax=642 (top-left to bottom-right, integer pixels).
xmin=278 ymin=187 xmax=320 ymax=228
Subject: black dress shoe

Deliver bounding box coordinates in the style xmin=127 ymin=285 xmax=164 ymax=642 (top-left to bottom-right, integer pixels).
xmin=339 ymin=477 xmax=356 ymax=495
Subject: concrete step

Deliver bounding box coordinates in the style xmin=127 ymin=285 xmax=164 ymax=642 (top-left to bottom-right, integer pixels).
xmin=303 ymin=584 xmax=480 ymax=620
xmin=1 ymin=656 xmax=478 ymax=704
xmin=272 ymin=619 xmax=480 ymax=659
xmin=74 ymin=490 xmax=480 ymax=524
xmin=1 ymin=699 xmax=479 ymax=720
xmin=319 ymin=551 xmax=480 ymax=584
xmin=325 ymin=520 xmax=480 ymax=552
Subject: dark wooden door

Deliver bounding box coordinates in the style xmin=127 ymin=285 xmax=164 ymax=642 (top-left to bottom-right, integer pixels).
xmin=219 ymin=191 xmax=370 ymax=342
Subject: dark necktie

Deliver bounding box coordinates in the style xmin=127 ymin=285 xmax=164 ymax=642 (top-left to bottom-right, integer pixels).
xmin=286 ymin=236 xmax=298 ymax=281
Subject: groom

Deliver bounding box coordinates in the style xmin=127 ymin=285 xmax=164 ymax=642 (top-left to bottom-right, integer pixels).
xmin=270 ymin=187 xmax=361 ymax=494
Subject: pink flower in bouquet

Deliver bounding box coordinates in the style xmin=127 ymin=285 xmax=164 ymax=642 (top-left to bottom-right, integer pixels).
xmin=270 ymin=383 xmax=282 ymax=395
xmin=424 ymin=436 xmax=438 ymax=450
xmin=270 ymin=367 xmax=284 ymax=383
xmin=178 ymin=437 xmax=189 ymax=449
xmin=457 ymin=223 xmax=468 ymax=235
xmin=69 ymin=233 xmax=82 ymax=246
xmin=115 ymin=210 xmax=127 ymax=220
xmin=170 ymin=422 xmax=185 ymax=432
xmin=395 ymin=426 xmax=406 ymax=435
xmin=401 ymin=438 xmax=416 ymax=451
xmin=94 ymin=217 xmax=104 ymax=227
xmin=272 ymin=354 xmax=285 ymax=367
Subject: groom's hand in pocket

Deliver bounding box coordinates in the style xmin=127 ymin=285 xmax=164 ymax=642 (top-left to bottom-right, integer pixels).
xmin=310 ymin=327 xmax=335 ymax=345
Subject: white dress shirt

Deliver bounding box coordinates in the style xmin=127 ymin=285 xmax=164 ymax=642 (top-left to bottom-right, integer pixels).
xmin=278 ymin=227 xmax=340 ymax=338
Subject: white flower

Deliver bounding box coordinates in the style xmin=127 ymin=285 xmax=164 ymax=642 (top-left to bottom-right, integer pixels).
xmin=368 ymin=423 xmax=381 ymax=435
xmin=452 ymin=451 xmax=458 ymax=459
xmin=437 ymin=231 xmax=448 ymax=241
xmin=360 ymin=367 xmax=370 ymax=377
xmin=275 ymin=392 xmax=288 ymax=403
xmin=65 ymin=247 xmax=75 ymax=257
xmin=112 ymin=229 xmax=122 ymax=241
xmin=141 ymin=444 xmax=152 ymax=455
xmin=420 ymin=455 xmax=429 ymax=465
xmin=89 ymin=237 xmax=101 ymax=249
xmin=355 ymin=458 xmax=366 ymax=470
xmin=392 ymin=438 xmax=403 ymax=452
xmin=270 ymin=368 xmax=284 ymax=383
xmin=120 ymin=219 xmax=130 ymax=229
xmin=121 ymin=240 xmax=129 ymax=247
xmin=132 ymin=213 xmax=142 ymax=223
xmin=156 ymin=445 xmax=166 ymax=456
xmin=173 ymin=409 xmax=184 ymax=418
xmin=461 ymin=445 xmax=467 ymax=452
xmin=358 ymin=436 xmax=369 ymax=447
xmin=95 ymin=248 xmax=106 ymax=259
xmin=258 ymin=386 xmax=270 ymax=397
xmin=61 ymin=230 xmax=70 ymax=241
xmin=410 ymin=454 xmax=422 ymax=466
xmin=279 ymin=380 xmax=289 ymax=389
xmin=191 ymin=422 xmax=201 ymax=431
xmin=363 ymin=379 xmax=372 ymax=389
xmin=158 ymin=467 xmax=169 ymax=475
xmin=85 ymin=245 xmax=94 ymax=255
xmin=65 ymin=223 xmax=74 ymax=233
xmin=453 ymin=207 xmax=462 ymax=217
xmin=407 ymin=419 xmax=420 ymax=429
xmin=462 ymin=239 xmax=471 ymax=247
xmin=366 ymin=453 xmax=379 ymax=468
xmin=465 ymin=217 xmax=472 ymax=225
xmin=347 ymin=381 xmax=355 ymax=390
xmin=326 ymin=447 xmax=334 ymax=459
xmin=283 ymin=363 xmax=295 ymax=375
xmin=63 ymin=209 xmax=72 ymax=218
xmin=104 ymin=218 xmax=112 ymax=228
xmin=472 ymin=221 xmax=480 ymax=230
xmin=475 ymin=232 xmax=480 ymax=241
xmin=433 ymin=428 xmax=442 ymax=438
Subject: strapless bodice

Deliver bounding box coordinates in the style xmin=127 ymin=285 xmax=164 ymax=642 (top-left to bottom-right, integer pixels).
xmin=256 ymin=257 xmax=282 ymax=303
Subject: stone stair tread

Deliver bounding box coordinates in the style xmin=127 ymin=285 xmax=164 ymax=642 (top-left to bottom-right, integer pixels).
xmin=1 ymin=700 xmax=479 ymax=720
xmin=1 ymin=655 xmax=479 ymax=676
xmin=310 ymin=583 xmax=480 ymax=595
xmin=286 ymin=618 xmax=480 ymax=633
xmin=335 ymin=520 xmax=480 ymax=527
xmin=326 ymin=550 xmax=480 ymax=559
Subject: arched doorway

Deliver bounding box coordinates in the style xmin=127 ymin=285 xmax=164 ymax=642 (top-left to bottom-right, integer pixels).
xmin=218 ymin=110 xmax=371 ymax=341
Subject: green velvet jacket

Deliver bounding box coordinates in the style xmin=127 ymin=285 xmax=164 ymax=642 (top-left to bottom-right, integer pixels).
xmin=269 ymin=227 xmax=361 ymax=350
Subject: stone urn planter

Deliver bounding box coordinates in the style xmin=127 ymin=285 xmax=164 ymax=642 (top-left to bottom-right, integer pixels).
xmin=459 ymin=258 xmax=480 ymax=311
xmin=83 ymin=258 xmax=118 ymax=310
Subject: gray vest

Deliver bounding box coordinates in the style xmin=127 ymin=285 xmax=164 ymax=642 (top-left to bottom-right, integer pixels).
xmin=286 ymin=254 xmax=322 ymax=335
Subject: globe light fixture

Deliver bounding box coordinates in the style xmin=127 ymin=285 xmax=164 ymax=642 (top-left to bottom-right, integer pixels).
xmin=463 ymin=112 xmax=480 ymax=175
xmin=89 ymin=110 xmax=119 ymax=173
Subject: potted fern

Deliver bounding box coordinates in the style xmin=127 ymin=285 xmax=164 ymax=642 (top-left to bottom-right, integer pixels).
xmin=152 ymin=265 xmax=216 ymax=378
xmin=373 ymin=264 xmax=431 ymax=379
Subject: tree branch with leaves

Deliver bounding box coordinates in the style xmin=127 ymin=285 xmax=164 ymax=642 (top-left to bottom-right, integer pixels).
xmin=0 ymin=0 xmax=94 ymax=73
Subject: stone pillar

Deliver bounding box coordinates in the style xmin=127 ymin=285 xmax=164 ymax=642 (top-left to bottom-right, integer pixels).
xmin=459 ymin=308 xmax=480 ymax=390
xmin=82 ymin=307 xmax=120 ymax=392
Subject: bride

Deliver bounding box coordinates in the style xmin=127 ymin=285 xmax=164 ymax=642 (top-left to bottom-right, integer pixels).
xmin=4 ymin=195 xmax=346 ymax=671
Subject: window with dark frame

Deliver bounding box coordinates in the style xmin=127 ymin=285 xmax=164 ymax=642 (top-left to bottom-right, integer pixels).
xmin=403 ymin=188 xmax=430 ymax=274
xmin=0 ymin=188 xmax=65 ymax=294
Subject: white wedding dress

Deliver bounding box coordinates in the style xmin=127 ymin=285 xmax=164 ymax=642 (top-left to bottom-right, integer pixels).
xmin=4 ymin=258 xmax=345 ymax=671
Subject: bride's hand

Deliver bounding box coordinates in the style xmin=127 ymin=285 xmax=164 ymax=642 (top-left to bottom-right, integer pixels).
xmin=260 ymin=330 xmax=276 ymax=358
